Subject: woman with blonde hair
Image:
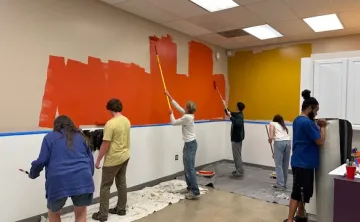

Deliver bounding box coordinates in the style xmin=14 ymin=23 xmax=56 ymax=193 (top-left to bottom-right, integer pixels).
xmin=268 ymin=114 xmax=291 ymax=191
xmin=165 ymin=91 xmax=200 ymax=200
xmin=29 ymin=115 xmax=94 ymax=222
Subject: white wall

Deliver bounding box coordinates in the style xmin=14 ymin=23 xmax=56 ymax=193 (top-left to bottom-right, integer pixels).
xmin=224 ymin=122 xmax=293 ymax=168
xmin=0 ymin=121 xmax=229 ymax=222
xmin=2 ymin=120 xmax=360 ymax=221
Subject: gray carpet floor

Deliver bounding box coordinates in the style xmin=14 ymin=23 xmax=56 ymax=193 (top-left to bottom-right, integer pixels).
xmin=177 ymin=162 xmax=292 ymax=206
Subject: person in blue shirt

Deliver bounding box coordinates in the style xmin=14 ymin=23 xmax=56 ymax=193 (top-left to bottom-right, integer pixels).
xmin=29 ymin=115 xmax=95 ymax=222
xmin=284 ymin=90 xmax=326 ymax=222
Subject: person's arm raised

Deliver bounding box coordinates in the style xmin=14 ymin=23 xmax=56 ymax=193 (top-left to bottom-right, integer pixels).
xmin=164 ymin=91 xmax=185 ymax=114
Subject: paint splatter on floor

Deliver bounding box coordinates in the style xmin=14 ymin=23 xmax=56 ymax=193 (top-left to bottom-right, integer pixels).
xmin=177 ymin=162 xmax=292 ymax=206
xmin=40 ymin=180 xmax=208 ymax=222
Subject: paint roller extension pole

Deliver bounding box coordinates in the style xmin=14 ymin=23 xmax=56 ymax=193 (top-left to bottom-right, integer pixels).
xmin=213 ymin=81 xmax=226 ymax=109
xmin=265 ymin=125 xmax=274 ymax=158
xmin=154 ymin=46 xmax=171 ymax=109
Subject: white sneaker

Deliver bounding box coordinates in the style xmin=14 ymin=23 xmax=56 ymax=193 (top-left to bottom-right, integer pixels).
xmin=178 ymin=188 xmax=189 ymax=194
xmin=185 ymin=192 xmax=200 ymax=200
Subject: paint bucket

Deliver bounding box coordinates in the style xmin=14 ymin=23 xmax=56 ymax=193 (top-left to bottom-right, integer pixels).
xmin=346 ymin=166 xmax=356 ymax=179
xmin=197 ymin=170 xmax=215 ymax=177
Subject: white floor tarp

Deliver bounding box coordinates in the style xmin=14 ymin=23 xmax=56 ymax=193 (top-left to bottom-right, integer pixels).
xmin=40 ymin=179 xmax=208 ymax=222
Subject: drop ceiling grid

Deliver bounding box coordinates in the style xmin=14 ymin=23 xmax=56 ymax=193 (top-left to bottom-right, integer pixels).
xmin=101 ymin=0 xmax=360 ymax=49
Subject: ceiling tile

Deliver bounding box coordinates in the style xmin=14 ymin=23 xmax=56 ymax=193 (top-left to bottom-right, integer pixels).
xmin=213 ymin=6 xmax=265 ymax=29
xmin=338 ymin=10 xmax=360 ymax=29
xmin=187 ymin=14 xmax=235 ymax=32
xmin=269 ymin=19 xmax=313 ymax=36
xmin=283 ymin=0 xmax=333 ymax=18
xmin=162 ymin=20 xmax=212 ymax=36
xmin=114 ymin=0 xmax=180 ymax=23
xmin=232 ymin=35 xmax=258 ymax=43
xmin=196 ymin=33 xmax=233 ymax=45
xmin=330 ymin=0 xmax=360 ymax=12
xmin=234 ymin=0 xmax=268 ymax=6
xmin=246 ymin=0 xmax=298 ymax=22
xmin=146 ymin=0 xmax=209 ymax=19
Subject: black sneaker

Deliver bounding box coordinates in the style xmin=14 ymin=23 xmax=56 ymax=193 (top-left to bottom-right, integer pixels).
xmin=294 ymin=215 xmax=307 ymax=222
xmin=92 ymin=212 xmax=107 ymax=221
xmin=283 ymin=219 xmax=295 ymax=222
xmin=109 ymin=208 xmax=126 ymax=216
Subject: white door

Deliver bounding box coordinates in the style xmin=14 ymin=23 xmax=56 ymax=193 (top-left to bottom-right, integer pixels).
xmin=347 ymin=58 xmax=360 ymax=125
xmin=313 ymin=59 xmax=348 ymax=119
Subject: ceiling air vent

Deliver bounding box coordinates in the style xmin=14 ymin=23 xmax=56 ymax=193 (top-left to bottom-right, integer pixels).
xmin=217 ymin=28 xmax=249 ymax=38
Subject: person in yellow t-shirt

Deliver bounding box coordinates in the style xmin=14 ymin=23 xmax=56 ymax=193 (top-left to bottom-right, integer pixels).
xmin=92 ymin=99 xmax=131 ymax=222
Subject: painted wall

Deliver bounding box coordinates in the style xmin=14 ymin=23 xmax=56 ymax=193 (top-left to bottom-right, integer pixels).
xmin=228 ymin=44 xmax=312 ymax=121
xmin=0 ymin=0 xmax=227 ymax=132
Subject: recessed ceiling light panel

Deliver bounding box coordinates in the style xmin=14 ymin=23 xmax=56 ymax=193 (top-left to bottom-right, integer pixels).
xmin=303 ymin=14 xmax=344 ymax=32
xmin=243 ymin=24 xmax=283 ymax=40
xmin=190 ymin=0 xmax=239 ymax=12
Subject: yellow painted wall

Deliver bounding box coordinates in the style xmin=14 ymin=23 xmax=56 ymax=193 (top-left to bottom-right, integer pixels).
xmin=228 ymin=44 xmax=312 ymax=121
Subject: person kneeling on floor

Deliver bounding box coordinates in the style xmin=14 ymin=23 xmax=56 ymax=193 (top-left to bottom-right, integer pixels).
xmin=29 ymin=115 xmax=95 ymax=222
xmin=284 ymin=90 xmax=326 ymax=222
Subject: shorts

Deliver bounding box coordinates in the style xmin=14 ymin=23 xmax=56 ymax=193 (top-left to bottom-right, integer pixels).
xmin=291 ymin=167 xmax=314 ymax=203
xmin=47 ymin=193 xmax=93 ymax=213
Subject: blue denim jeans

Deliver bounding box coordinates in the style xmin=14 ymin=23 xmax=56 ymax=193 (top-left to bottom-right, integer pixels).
xmin=274 ymin=140 xmax=291 ymax=188
xmin=183 ymin=140 xmax=200 ymax=195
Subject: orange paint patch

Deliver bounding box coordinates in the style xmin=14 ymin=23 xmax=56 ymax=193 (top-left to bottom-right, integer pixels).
xmin=38 ymin=35 xmax=226 ymax=128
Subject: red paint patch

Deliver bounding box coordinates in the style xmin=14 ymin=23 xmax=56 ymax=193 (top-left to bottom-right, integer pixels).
xmin=38 ymin=35 xmax=226 ymax=127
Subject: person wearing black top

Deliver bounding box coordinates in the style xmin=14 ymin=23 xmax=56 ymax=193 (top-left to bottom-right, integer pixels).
xmin=225 ymin=102 xmax=246 ymax=179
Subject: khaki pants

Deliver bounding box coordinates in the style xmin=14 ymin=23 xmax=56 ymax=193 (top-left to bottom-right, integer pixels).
xmin=99 ymin=159 xmax=129 ymax=217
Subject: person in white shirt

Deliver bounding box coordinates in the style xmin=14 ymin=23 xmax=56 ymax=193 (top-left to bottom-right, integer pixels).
xmin=165 ymin=91 xmax=199 ymax=200
xmin=268 ymin=114 xmax=291 ymax=190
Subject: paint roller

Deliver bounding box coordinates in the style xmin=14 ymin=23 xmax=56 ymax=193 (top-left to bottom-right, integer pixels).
xmin=265 ymin=125 xmax=276 ymax=179
xmin=213 ymin=81 xmax=227 ymax=109
xmin=19 ymin=168 xmax=29 ymax=175
xmin=149 ymin=36 xmax=171 ymax=109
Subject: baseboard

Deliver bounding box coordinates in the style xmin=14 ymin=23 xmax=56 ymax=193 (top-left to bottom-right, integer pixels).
xmin=224 ymin=159 xmax=293 ymax=174
xmin=16 ymin=159 xmax=227 ymax=222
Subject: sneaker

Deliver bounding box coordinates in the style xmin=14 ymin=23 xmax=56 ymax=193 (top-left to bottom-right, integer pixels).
xmin=232 ymin=171 xmax=244 ymax=176
xmin=92 ymin=212 xmax=107 ymax=222
xmin=185 ymin=192 xmax=200 ymax=200
xmin=230 ymin=174 xmax=244 ymax=180
xmin=283 ymin=219 xmax=295 ymax=222
xmin=272 ymin=185 xmax=285 ymax=191
xmin=178 ymin=188 xmax=190 ymax=194
xmin=109 ymin=208 xmax=126 ymax=216
xmin=294 ymin=215 xmax=307 ymax=222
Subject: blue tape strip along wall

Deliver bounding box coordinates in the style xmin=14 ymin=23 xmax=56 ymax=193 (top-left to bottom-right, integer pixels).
xmin=0 ymin=120 xmax=293 ymax=137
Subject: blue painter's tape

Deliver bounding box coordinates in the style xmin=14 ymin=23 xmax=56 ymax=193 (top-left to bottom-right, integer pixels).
xmin=0 ymin=119 xmax=292 ymax=137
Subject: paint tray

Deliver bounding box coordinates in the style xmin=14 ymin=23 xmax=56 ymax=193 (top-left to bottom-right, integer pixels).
xmin=197 ymin=170 xmax=215 ymax=177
